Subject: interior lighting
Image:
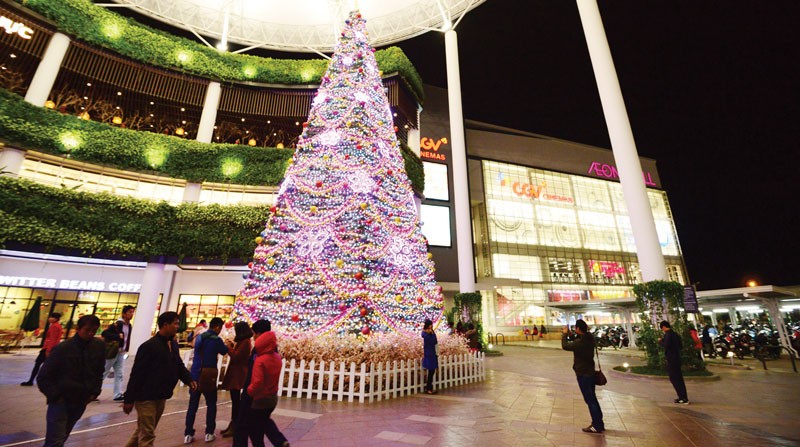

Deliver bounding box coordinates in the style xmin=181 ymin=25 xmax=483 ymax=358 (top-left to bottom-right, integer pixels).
xmin=86 ymin=82 xmax=91 ymax=86
xmin=735 ymin=306 xmax=761 ymax=312
xmin=241 ymin=118 xmax=245 ymax=122
xmin=712 ymin=309 xmax=729 ymax=313
xmin=83 ymin=96 xmax=88 ymax=100
xmin=487 ymin=343 xmax=493 ymax=350
xmin=175 ymin=127 xmax=185 ymax=136
xmin=276 ymin=142 xmax=284 ymax=149
xmin=181 ymin=107 xmax=185 ymax=112
xmin=295 ymin=121 xmax=300 ymax=125
xmin=747 ymin=280 xmax=758 ymax=287
xmin=79 ymin=112 xmax=90 ymax=120
xmin=150 ymin=101 xmax=154 ymax=105
xmin=112 ymin=116 xmax=122 ymax=125
xmin=149 ymin=114 xmax=154 ymax=117
xmin=181 ymin=120 xmax=186 ymax=124
xmin=115 ymin=106 xmax=120 ymax=110
xmin=623 ymin=362 xmax=629 ymax=368
xmin=9 ymin=53 xmax=16 ymax=58
xmin=267 ymin=120 xmax=271 ymax=124
xmin=44 ymin=100 xmax=55 ymax=109
xmin=248 ymin=138 xmax=257 ymax=146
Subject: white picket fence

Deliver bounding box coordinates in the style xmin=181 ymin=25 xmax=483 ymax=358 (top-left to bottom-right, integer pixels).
xmin=181 ymin=351 xmax=485 ymax=403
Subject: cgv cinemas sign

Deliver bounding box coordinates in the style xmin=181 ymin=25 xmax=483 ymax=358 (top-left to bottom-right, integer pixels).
xmin=419 ymin=137 xmax=448 ymax=161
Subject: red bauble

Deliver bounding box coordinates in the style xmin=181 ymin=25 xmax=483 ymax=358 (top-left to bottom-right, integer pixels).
xmin=354 ymin=272 xmax=364 ymax=280
xmin=302 ymin=122 xmax=308 ymax=127
xmin=247 ymin=262 xmax=253 ymax=269
xmin=361 ymin=326 xmax=370 ymax=335
xmin=338 ymin=303 xmax=347 ymax=312
xmin=291 ymin=314 xmax=300 ymax=322
xmin=359 ymin=307 xmax=368 ymax=316
xmin=387 ymin=170 xmax=393 ymax=176
xmin=417 ymin=297 xmax=424 ymax=304
xmin=270 ymin=206 xmax=277 ymax=213
xmin=316 ymin=181 xmax=323 ymax=187
xmin=225 ymin=321 xmax=233 ymax=328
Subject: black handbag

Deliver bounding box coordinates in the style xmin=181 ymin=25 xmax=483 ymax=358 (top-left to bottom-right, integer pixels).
xmin=595 ymin=345 xmax=607 ymax=386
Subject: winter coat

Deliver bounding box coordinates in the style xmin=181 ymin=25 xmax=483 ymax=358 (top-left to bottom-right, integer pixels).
xmin=124 ymin=333 xmax=192 ymax=404
xmin=660 ymin=329 xmax=682 ymax=368
xmin=561 ymin=332 xmax=596 ymax=376
xmin=189 ymin=330 xmax=229 ymax=380
xmin=247 ymin=332 xmax=282 ymax=400
xmin=221 ymin=337 xmax=252 ymax=391
xmin=37 ymin=334 xmax=105 ymax=404
xmin=422 ymin=330 xmax=438 ymax=370
xmin=42 ymin=321 xmax=63 ymax=354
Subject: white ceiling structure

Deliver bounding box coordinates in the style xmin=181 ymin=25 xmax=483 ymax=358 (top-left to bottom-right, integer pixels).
xmin=107 ymin=0 xmax=487 ymax=53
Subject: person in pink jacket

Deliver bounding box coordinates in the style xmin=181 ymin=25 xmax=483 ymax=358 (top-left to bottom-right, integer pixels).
xmin=246 ymin=331 xmax=289 ymax=447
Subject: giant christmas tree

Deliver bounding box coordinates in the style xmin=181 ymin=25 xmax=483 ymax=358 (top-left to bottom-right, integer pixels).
xmin=233 ymin=11 xmax=444 ymax=337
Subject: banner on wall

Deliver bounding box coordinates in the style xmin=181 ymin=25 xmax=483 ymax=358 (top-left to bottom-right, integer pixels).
xmin=547 ymin=290 xmax=588 ymax=302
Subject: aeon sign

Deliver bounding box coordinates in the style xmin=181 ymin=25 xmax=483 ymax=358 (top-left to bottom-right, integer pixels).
xmin=588 ymin=162 xmax=656 ymax=187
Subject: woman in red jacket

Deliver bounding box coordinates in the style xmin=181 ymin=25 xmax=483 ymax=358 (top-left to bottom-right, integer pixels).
xmin=220 ymin=322 xmax=253 ymax=438
xmin=246 ymin=331 xmax=289 ymax=447
xmin=21 ymin=312 xmax=63 ymax=386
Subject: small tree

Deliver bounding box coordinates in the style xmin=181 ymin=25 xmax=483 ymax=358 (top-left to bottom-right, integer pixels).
xmin=453 ymin=292 xmax=485 ymax=349
xmin=633 ymin=280 xmax=705 ymax=371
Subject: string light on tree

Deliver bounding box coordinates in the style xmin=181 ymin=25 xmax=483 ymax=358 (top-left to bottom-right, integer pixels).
xmin=233 ymin=10 xmax=444 ymax=337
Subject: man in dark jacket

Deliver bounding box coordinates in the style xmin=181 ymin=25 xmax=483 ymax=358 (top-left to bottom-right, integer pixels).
xmin=659 ymin=320 xmax=689 ymax=404
xmin=561 ymin=319 xmax=604 ymax=434
xmin=184 ymin=317 xmax=229 ymax=444
xmin=37 ymin=314 xmax=105 ymax=447
xmin=123 ymin=311 xmax=196 ymax=447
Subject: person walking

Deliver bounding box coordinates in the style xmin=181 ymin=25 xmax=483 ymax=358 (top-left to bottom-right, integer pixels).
xmin=21 ymin=312 xmax=63 ymax=387
xmin=123 ymin=311 xmax=196 ymax=447
xmin=561 ymin=319 xmax=604 ymax=434
xmin=36 ymin=315 xmax=105 ymax=447
xmin=247 ymin=328 xmax=290 ymax=447
xmin=184 ymin=317 xmax=229 ymax=444
xmin=220 ymin=321 xmax=253 ymax=438
xmin=701 ymin=324 xmax=713 ymax=357
xmin=101 ymin=305 xmax=135 ymax=401
xmin=659 ymin=320 xmax=689 ymax=404
xmin=421 ymin=318 xmax=438 ymax=395
xmin=233 ymin=319 xmax=272 ymax=447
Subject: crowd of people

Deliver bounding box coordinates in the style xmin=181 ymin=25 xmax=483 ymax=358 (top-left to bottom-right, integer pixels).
xmin=19 ymin=309 xmax=290 ymax=447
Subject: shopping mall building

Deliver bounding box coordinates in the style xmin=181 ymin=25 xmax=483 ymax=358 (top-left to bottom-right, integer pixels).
xmin=0 ymin=1 xmax=688 ymax=342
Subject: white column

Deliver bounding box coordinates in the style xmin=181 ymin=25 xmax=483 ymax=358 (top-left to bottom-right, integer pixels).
xmin=444 ymin=29 xmax=476 ymax=293
xmin=408 ymin=127 xmax=421 ymax=157
xmin=196 ymin=81 xmax=222 ymax=143
xmin=25 ymin=33 xmax=70 ymax=107
xmin=576 ymin=0 xmax=667 ymax=281
xmin=0 ymin=146 xmax=26 ymax=177
xmin=183 ymin=182 xmax=202 ymax=203
xmin=129 ymin=262 xmax=166 ymax=355
xmin=623 ymin=308 xmax=637 ymax=348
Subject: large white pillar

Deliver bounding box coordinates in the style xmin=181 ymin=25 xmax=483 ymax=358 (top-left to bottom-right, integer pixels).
xmin=444 ymin=29 xmax=476 ymax=293
xmin=0 ymin=146 xmax=26 ymax=176
xmin=24 ymin=32 xmax=70 ymax=107
xmin=576 ymin=0 xmax=667 ymax=281
xmin=129 ymin=262 xmax=166 ymax=355
xmin=196 ymin=81 xmax=222 ymax=143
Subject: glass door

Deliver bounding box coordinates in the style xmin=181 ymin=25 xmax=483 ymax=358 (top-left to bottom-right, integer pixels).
xmin=52 ymin=301 xmax=97 ymax=339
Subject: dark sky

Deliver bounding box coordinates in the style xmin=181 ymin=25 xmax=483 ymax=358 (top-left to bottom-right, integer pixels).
xmin=392 ymin=1 xmax=800 ymax=291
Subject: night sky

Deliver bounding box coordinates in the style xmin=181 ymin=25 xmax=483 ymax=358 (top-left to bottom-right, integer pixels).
xmin=393 ymin=1 xmax=800 ymax=291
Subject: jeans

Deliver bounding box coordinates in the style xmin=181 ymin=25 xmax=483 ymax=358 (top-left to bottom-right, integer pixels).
xmin=27 ymin=349 xmax=47 ymax=383
xmin=185 ymin=387 xmax=218 ymax=436
xmin=232 ymin=394 xmax=252 ymax=447
xmin=576 ymin=374 xmax=604 ymax=431
xmin=667 ymin=365 xmax=688 ymax=400
xmin=125 ymin=400 xmax=166 ymax=447
xmin=44 ymin=399 xmax=87 ymax=447
xmin=229 ymin=389 xmax=242 ymax=425
xmin=247 ymin=395 xmax=287 ymax=447
xmin=104 ymin=352 xmax=126 ymax=397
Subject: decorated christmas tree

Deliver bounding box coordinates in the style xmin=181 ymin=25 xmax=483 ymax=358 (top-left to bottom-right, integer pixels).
xmin=233 ymin=11 xmax=444 ymax=337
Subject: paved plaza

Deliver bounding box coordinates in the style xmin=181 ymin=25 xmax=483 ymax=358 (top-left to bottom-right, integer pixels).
xmin=1 ymin=343 xmax=798 ymax=447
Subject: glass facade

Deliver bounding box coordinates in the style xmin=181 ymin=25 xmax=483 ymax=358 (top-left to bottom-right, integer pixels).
xmin=177 ymin=294 xmax=235 ymax=330
xmin=477 ymin=160 xmax=687 ymax=327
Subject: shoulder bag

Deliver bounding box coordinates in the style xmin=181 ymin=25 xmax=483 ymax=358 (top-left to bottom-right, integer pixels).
xmin=594 ymin=344 xmax=608 ymax=386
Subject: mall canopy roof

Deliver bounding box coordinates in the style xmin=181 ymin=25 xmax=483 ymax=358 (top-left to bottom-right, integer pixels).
xmin=106 ymin=0 xmax=486 ymax=52
xmin=696 ymin=285 xmax=799 ymax=310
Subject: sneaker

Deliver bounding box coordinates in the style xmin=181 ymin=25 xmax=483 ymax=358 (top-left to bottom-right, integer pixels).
xmin=20 ymin=381 xmax=33 ymax=387
xmin=581 ymin=426 xmax=604 ymax=434
xmin=204 ymin=433 xmax=215 ymax=442
xmin=675 ymin=398 xmax=690 ymax=405
xmin=183 ymin=435 xmax=194 ymax=444
xmin=113 ymin=394 xmax=125 ymax=402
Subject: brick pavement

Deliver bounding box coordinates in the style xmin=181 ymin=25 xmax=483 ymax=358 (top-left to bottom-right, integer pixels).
xmin=1 ymin=344 xmax=798 ymax=447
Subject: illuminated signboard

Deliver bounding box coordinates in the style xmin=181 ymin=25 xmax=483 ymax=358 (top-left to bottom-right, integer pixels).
xmin=0 ymin=16 xmax=34 ymax=39
xmin=496 ymin=172 xmax=574 ymax=204
xmin=419 ymin=137 xmax=448 ymax=161
xmin=587 ymin=162 xmax=656 ymax=187
xmin=0 ymin=275 xmax=141 ymax=292
xmin=422 ymin=161 xmax=449 ymax=201
xmin=588 ymin=290 xmax=631 ymax=300
xmin=588 ymin=260 xmax=626 ymax=278
xmin=420 ymin=204 xmax=451 ymax=246
xmin=547 ymin=290 xmax=588 ymax=302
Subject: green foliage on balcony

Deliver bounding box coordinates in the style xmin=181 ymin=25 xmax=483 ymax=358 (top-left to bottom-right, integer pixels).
xmin=20 ymin=0 xmax=424 ymax=102
xmin=0 ymin=89 xmax=425 ymax=191
xmin=0 ymin=177 xmax=266 ymax=261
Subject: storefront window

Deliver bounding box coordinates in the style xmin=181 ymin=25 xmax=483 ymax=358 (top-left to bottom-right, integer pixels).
xmin=178 ymin=295 xmax=235 ymax=330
